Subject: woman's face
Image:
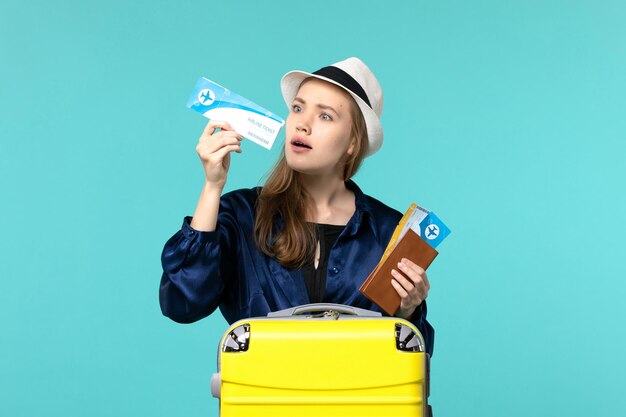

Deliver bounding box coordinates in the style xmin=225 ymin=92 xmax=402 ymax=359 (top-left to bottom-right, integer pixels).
xmin=284 ymin=78 xmax=356 ymax=177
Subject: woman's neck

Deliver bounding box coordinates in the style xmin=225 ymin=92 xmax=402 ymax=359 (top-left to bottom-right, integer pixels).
xmin=300 ymin=174 xmax=355 ymax=225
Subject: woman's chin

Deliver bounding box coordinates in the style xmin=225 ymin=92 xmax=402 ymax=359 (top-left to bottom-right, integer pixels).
xmin=285 ymin=159 xmax=319 ymax=176
xmin=286 ymin=162 xmax=315 ymax=175
xmin=285 ymin=153 xmax=341 ymax=178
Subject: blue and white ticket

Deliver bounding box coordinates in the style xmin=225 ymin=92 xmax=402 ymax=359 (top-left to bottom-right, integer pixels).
xmin=400 ymin=204 xmax=451 ymax=249
xmin=186 ymin=77 xmax=285 ymax=150
xmin=416 ymin=211 xmax=451 ymax=248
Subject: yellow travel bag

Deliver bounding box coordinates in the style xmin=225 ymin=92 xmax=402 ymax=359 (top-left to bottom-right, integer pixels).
xmin=210 ymin=303 xmax=432 ymax=417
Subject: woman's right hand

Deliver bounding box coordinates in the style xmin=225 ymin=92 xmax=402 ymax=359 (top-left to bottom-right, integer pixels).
xmin=196 ymin=120 xmax=243 ymax=188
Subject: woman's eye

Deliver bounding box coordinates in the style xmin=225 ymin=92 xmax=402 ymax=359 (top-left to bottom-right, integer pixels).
xmin=292 ymin=104 xmax=302 ymax=112
xmin=321 ymin=113 xmax=333 ymax=121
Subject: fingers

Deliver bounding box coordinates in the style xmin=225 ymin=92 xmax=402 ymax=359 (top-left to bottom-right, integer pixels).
xmin=195 ymin=121 xmax=243 ymax=186
xmin=391 ymin=271 xmax=421 ymax=314
xmin=391 ymin=258 xmax=430 ymax=311
xmin=399 ymin=258 xmax=424 ymax=276
xmin=390 ymin=276 xmax=409 ymax=298
xmin=202 ymin=120 xmax=235 ymax=137
xmin=199 ymin=130 xmax=242 ymax=145
xmin=398 ymin=258 xmax=429 ymax=290
xmin=197 ymin=130 xmax=242 ymax=156
xmin=391 ymin=268 xmax=415 ymax=293
xmin=212 ymin=144 xmax=242 ymax=162
xmin=197 ymin=138 xmax=242 ymax=165
xmin=198 ymin=121 xmax=243 ymax=159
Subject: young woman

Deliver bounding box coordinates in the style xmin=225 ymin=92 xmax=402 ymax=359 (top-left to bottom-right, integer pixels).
xmin=159 ymin=57 xmax=434 ymax=355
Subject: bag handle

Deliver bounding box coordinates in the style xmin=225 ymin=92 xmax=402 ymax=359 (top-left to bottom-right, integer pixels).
xmin=267 ymin=303 xmax=382 ymax=318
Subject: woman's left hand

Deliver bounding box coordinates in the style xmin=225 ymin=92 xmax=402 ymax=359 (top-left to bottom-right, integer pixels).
xmin=391 ymin=258 xmax=430 ymax=319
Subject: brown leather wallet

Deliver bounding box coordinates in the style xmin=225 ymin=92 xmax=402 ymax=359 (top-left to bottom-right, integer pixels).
xmin=360 ymin=228 xmax=438 ymax=316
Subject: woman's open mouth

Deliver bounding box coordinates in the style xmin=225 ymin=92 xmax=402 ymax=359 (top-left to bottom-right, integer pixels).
xmin=290 ymin=138 xmax=312 ymax=152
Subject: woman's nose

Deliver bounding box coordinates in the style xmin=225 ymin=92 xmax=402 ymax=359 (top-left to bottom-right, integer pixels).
xmin=296 ymin=122 xmax=309 ymax=134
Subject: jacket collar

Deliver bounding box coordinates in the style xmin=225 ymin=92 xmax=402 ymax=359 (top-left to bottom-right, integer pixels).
xmin=344 ymin=180 xmax=379 ymax=241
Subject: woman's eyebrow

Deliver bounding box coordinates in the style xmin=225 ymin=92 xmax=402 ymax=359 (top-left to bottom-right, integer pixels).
xmin=294 ymin=97 xmax=340 ymax=116
xmin=317 ymin=103 xmax=339 ymax=116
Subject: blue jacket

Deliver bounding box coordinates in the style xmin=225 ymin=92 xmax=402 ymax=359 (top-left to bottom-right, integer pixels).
xmin=159 ymin=180 xmax=434 ymax=356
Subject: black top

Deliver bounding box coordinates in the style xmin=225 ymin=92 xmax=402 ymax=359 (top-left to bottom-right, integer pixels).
xmin=302 ymin=223 xmax=346 ymax=303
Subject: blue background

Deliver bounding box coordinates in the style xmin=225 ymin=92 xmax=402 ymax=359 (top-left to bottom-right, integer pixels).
xmin=2 ymin=1 xmax=625 ymax=416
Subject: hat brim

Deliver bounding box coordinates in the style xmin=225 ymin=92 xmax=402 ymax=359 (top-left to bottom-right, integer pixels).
xmin=280 ymin=70 xmax=383 ymax=157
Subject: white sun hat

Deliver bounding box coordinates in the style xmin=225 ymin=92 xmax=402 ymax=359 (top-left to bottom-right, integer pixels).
xmin=280 ymin=57 xmax=384 ymax=157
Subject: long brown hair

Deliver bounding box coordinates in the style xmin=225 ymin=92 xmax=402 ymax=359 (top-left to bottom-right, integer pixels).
xmin=254 ymin=81 xmax=369 ymax=269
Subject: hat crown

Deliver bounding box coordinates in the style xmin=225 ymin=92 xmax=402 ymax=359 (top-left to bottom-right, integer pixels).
xmin=332 ymin=57 xmax=384 ymax=117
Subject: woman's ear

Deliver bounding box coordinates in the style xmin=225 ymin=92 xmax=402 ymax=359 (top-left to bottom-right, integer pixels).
xmin=346 ymin=135 xmax=357 ymax=156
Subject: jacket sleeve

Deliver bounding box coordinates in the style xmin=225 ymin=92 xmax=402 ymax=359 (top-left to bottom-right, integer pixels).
xmin=408 ymin=301 xmax=435 ymax=357
xmin=159 ymin=209 xmax=239 ymax=323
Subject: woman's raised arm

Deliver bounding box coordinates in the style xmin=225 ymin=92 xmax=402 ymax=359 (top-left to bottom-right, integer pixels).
xmin=190 ymin=120 xmax=242 ymax=231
